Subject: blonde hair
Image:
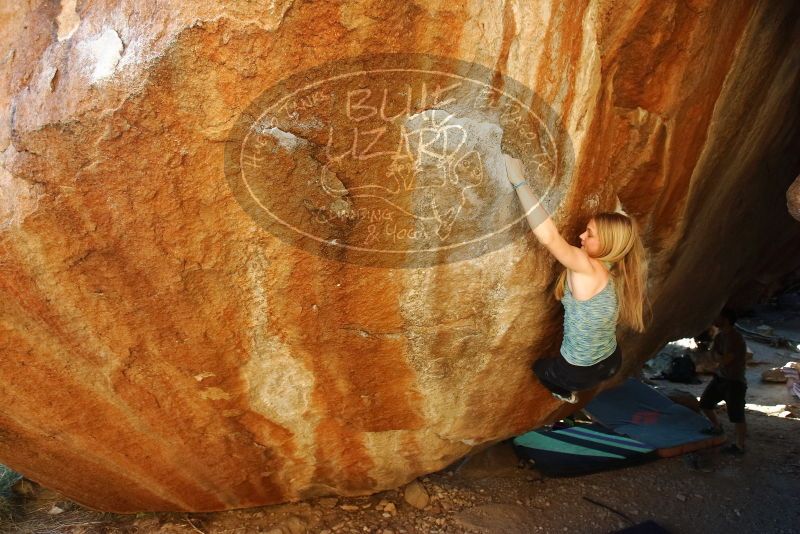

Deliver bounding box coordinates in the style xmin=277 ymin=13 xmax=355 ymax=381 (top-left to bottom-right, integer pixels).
xmin=554 ymin=212 xmax=648 ymax=332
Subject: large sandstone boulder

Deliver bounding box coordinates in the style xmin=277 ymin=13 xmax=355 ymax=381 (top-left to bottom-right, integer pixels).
xmin=1 ymin=0 xmax=799 ymax=512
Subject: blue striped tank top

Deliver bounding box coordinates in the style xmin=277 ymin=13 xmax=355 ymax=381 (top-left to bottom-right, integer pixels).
xmin=560 ymin=269 xmax=619 ymax=366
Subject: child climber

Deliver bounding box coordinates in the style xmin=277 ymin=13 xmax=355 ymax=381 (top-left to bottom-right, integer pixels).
xmin=503 ymin=154 xmax=648 ymax=403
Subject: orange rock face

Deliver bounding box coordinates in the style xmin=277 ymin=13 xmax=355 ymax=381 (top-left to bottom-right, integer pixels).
xmin=1 ymin=0 xmax=800 ymax=512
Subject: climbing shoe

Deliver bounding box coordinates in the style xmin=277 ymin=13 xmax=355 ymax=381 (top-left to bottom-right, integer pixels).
xmin=551 ymin=391 xmax=578 ymax=404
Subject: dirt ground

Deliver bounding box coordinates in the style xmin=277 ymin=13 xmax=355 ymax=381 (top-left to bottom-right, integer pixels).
xmin=2 ymin=304 xmax=800 ymax=534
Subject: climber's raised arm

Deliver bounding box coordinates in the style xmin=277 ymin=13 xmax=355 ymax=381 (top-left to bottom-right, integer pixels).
xmin=503 ymin=154 xmax=594 ymax=275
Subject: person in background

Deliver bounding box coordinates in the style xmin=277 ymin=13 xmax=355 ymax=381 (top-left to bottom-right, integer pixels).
xmin=699 ymin=308 xmax=748 ymax=455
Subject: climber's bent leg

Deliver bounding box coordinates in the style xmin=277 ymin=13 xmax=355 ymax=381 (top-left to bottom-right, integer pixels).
xmin=532 ymin=345 xmax=622 ymax=395
xmin=532 ymin=357 xmax=574 ymax=397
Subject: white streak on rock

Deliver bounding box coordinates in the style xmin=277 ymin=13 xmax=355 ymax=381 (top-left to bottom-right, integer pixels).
xmin=256 ymin=124 xmax=304 ymax=151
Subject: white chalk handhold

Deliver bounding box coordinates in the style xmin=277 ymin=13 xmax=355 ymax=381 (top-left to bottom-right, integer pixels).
xmin=84 ymin=28 xmax=124 ymax=82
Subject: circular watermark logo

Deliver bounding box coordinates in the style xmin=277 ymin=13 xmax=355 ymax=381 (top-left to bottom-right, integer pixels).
xmin=224 ymin=53 xmax=573 ymax=268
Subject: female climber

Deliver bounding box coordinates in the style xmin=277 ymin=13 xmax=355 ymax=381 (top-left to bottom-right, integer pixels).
xmin=503 ymin=154 xmax=648 ymax=404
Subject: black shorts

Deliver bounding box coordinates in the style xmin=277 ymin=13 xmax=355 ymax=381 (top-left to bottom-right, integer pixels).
xmin=533 ymin=345 xmax=622 ymax=397
xmin=699 ymin=375 xmax=747 ymax=423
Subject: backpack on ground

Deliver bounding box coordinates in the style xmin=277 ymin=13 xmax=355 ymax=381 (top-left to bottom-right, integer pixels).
xmin=663 ymin=354 xmax=698 ymax=384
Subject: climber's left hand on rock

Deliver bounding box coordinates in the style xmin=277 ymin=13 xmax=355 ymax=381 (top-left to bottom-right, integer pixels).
xmin=502 ymin=154 xmax=525 ymax=184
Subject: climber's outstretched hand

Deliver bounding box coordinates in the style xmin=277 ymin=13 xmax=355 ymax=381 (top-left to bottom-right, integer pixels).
xmin=502 ymin=154 xmax=525 ymax=185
